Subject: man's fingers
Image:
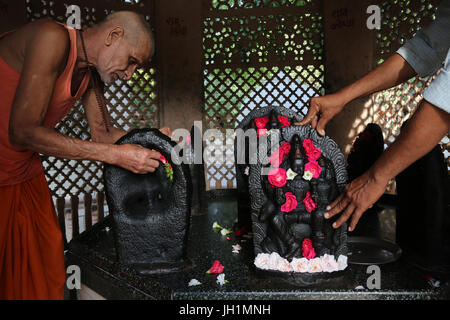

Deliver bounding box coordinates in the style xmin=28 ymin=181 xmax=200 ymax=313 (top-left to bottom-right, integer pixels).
xmin=310 ymin=115 xmax=318 ymax=130
xmin=332 ymin=203 xmax=355 ymax=229
xmin=147 ymin=150 xmax=162 ymax=161
xmin=296 ymin=103 xmax=318 ymax=126
xmin=147 ymin=158 xmax=160 ymax=169
xmin=134 ymin=160 xmax=159 ymax=174
xmin=325 ymin=194 xmax=347 ymax=219
xmin=348 ymin=207 xmax=365 ymax=232
xmin=316 ymin=116 xmax=329 ymax=136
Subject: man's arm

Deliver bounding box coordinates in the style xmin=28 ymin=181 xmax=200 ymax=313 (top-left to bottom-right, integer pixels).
xmin=8 ymin=22 xmax=160 ymax=174
xmin=83 ymin=71 xmax=173 ymax=143
xmin=325 ymin=100 xmax=450 ymax=231
xmin=297 ymin=0 xmax=450 ymax=135
xmin=296 ymin=53 xmax=416 ymax=136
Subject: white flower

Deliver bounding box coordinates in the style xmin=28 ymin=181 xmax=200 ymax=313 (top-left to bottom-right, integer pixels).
xmin=309 ymin=258 xmax=323 ymax=273
xmin=303 ymin=170 xmax=313 ymax=181
xmin=277 ymin=258 xmax=293 ymax=272
xmin=221 ymin=228 xmax=232 ymax=235
xmin=290 ymin=258 xmax=311 ymax=273
xmin=232 ymin=244 xmax=242 ymax=254
xmin=188 ymin=279 xmax=201 ymax=286
xmin=286 ymin=168 xmax=298 ymax=180
xmin=337 ymin=255 xmax=348 ymax=271
xmin=216 ymin=273 xmax=228 ymax=286
xmin=321 ymin=254 xmax=340 ymax=273
xmin=244 ymin=166 xmax=250 ymax=176
xmin=212 ymin=221 xmax=223 ymax=230
xmin=254 ymin=253 xmax=271 ymax=270
xmin=268 ymin=252 xmax=283 ymax=270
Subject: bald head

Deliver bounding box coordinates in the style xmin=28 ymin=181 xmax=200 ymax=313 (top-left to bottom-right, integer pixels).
xmin=99 ymin=11 xmax=154 ymax=56
xmin=90 ymin=11 xmax=155 ymax=84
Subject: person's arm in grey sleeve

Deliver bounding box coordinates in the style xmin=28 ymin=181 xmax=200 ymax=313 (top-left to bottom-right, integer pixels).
xmin=423 ymin=49 xmax=450 ymax=113
xmin=396 ymin=0 xmax=450 ymax=78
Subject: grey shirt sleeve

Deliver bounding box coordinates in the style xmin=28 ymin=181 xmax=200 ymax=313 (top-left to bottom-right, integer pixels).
xmin=396 ymin=0 xmax=450 ymax=113
xmin=422 ymin=49 xmax=450 ymax=113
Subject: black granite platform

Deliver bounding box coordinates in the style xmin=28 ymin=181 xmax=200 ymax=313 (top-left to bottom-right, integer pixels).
xmin=65 ymin=192 xmax=450 ymax=300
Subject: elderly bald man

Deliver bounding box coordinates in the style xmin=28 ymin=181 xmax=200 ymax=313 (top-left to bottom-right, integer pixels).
xmin=0 ymin=11 xmax=169 ymax=299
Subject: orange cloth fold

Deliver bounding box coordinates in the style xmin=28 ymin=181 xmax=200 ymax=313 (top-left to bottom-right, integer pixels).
xmin=0 ymin=172 xmax=65 ymax=300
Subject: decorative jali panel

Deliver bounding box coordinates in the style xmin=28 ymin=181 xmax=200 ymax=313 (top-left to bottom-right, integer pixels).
xmin=25 ymin=0 xmax=159 ymax=197
xmin=202 ymin=0 xmax=325 ymax=189
xmin=369 ymin=0 xmax=449 ymax=191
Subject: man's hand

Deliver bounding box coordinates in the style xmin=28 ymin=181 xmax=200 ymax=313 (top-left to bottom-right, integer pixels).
xmin=114 ymin=144 xmax=161 ymax=174
xmin=324 ymin=169 xmax=389 ymax=231
xmin=295 ymin=94 xmax=346 ymax=136
xmin=295 ymin=55 xmax=417 ymax=136
xmin=159 ymin=127 xmax=172 ymax=138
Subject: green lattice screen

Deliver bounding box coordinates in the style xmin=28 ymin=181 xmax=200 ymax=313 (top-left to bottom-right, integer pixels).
xmin=202 ymin=0 xmax=325 ymax=189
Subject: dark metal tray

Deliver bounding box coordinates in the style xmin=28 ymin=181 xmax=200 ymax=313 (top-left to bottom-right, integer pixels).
xmin=348 ymin=236 xmax=402 ymax=265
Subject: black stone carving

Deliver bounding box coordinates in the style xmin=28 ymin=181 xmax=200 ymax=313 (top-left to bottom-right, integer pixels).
xmin=249 ymin=126 xmax=348 ymax=263
xmin=234 ymin=106 xmax=303 ymax=231
xmin=104 ymin=129 xmax=192 ymax=274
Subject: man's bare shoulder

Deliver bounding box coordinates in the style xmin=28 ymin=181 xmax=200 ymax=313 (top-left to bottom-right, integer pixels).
xmin=24 ymin=19 xmax=70 ymax=51
xmin=19 ymin=19 xmax=71 ymax=73
xmin=0 ymin=19 xmax=70 ymax=73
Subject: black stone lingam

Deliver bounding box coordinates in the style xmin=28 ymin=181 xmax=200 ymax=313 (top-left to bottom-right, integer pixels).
xmin=104 ymin=128 xmax=192 ymax=275
xmin=249 ymin=125 xmax=348 ymax=281
xmin=234 ymin=106 xmax=303 ymax=232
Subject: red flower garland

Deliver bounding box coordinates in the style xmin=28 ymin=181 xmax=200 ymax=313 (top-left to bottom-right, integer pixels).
xmin=277 ymin=116 xmax=291 ymax=128
xmin=281 ymin=192 xmax=298 ymax=213
xmin=268 ymin=142 xmax=291 ymax=167
xmin=206 ymin=260 xmax=224 ymax=274
xmin=304 ymin=161 xmax=322 ymax=179
xmin=268 ymin=168 xmax=287 ymax=188
xmin=254 ymin=116 xmax=269 ymax=129
xmin=303 ymin=138 xmax=321 ymax=161
xmin=303 ymin=191 xmax=317 ymax=213
xmin=302 ymin=238 xmax=316 ymax=260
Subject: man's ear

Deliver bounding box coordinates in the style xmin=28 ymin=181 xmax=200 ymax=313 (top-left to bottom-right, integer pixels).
xmin=105 ymin=26 xmax=124 ymax=46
